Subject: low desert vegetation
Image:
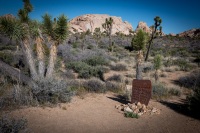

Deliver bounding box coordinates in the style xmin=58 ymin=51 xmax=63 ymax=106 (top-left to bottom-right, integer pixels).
xmin=0 ymin=0 xmax=200 ymax=129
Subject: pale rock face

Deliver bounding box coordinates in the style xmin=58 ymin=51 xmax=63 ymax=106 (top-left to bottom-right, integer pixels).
xmin=178 ymin=28 xmax=200 ymax=38
xmin=69 ymin=14 xmax=133 ymax=35
xmin=135 ymin=21 xmax=152 ymax=34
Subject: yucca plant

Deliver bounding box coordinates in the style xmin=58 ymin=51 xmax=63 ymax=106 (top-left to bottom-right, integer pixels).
xmin=0 ymin=13 xmax=38 ymax=81
xmin=42 ymin=13 xmax=68 ymax=78
xmin=132 ymin=29 xmax=147 ymax=79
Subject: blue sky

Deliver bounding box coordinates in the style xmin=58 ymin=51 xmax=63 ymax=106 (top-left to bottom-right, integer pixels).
xmin=0 ymin=0 xmax=200 ymax=34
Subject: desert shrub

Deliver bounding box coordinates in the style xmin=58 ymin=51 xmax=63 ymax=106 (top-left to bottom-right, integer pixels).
xmin=187 ymin=87 xmax=200 ymax=113
xmin=179 ymin=70 xmax=200 ymax=113
xmin=12 ymin=85 xmax=34 ymax=106
xmin=152 ymin=82 xmax=169 ymax=99
xmin=160 ymin=72 xmax=168 ymax=77
xmin=111 ymin=63 xmax=127 ymax=71
xmin=101 ymin=66 xmax=110 ymax=73
xmin=124 ymin=112 xmax=139 ymax=119
xmin=0 ymin=83 xmax=34 ymax=108
xmin=163 ymin=59 xmax=173 ymax=67
xmin=62 ymin=70 xmax=76 ymax=79
xmin=0 ymin=115 xmax=28 ymax=133
xmin=105 ymin=81 xmax=122 ymax=92
xmin=168 ymin=88 xmax=181 ymax=96
xmin=67 ymin=61 xmax=104 ymax=79
xmin=174 ymin=59 xmax=191 ymax=71
xmin=67 ymin=61 xmax=89 ymax=73
xmin=177 ymin=70 xmax=200 ymax=89
xmin=32 ymin=78 xmax=73 ymax=104
xmin=83 ymin=56 xmax=109 ymax=66
xmin=0 ymin=45 xmax=16 ymax=51
xmin=107 ymin=74 xmax=124 ymax=82
xmin=83 ymin=78 xmax=106 ymax=93
xmin=142 ymin=62 xmax=154 ymax=73
xmin=72 ymin=42 xmax=79 ymax=48
xmin=0 ymin=51 xmax=14 ymax=65
xmin=125 ymin=73 xmax=135 ymax=78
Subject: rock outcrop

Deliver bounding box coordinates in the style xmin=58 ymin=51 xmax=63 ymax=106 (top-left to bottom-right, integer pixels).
xmin=135 ymin=21 xmax=152 ymax=34
xmin=69 ymin=14 xmax=133 ymax=35
xmin=178 ymin=28 xmax=200 ymax=38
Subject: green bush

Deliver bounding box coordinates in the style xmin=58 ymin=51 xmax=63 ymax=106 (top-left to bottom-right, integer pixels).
xmin=124 ymin=112 xmax=139 ymax=119
xmin=83 ymin=78 xmax=106 ymax=93
xmin=174 ymin=59 xmax=191 ymax=71
xmin=168 ymin=88 xmax=181 ymax=96
xmin=0 ymin=115 xmax=28 ymax=133
xmin=67 ymin=61 xmax=104 ymax=79
xmin=83 ymin=56 xmax=109 ymax=66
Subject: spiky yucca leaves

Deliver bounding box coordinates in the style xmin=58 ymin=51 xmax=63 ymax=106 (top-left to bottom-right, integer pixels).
xmin=145 ymin=16 xmax=162 ymax=61
xmin=0 ymin=17 xmax=27 ymax=41
xmin=18 ymin=0 xmax=33 ymax=23
xmin=0 ymin=16 xmax=38 ymax=80
xmin=131 ymin=29 xmax=147 ymax=51
xmin=42 ymin=14 xmax=68 ymax=77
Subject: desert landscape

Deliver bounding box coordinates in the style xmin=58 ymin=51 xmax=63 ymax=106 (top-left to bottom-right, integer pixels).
xmin=0 ymin=0 xmax=200 ymax=133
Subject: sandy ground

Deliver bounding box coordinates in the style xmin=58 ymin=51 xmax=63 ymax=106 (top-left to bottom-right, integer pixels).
xmin=4 ymin=70 xmax=199 ymax=133
xmin=9 ymin=92 xmax=200 ymax=133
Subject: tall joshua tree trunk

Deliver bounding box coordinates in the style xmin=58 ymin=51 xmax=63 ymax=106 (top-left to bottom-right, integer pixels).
xmin=136 ymin=50 xmax=143 ymax=79
xmin=46 ymin=43 xmax=57 ymax=78
xmin=22 ymin=39 xmax=38 ymax=80
xmin=36 ymin=37 xmax=45 ymax=78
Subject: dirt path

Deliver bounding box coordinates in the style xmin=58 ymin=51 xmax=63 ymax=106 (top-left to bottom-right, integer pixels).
xmin=10 ymin=93 xmax=200 ymax=133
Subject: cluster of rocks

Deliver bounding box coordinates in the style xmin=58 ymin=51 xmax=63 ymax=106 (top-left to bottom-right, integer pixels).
xmin=115 ymin=102 xmax=160 ymax=116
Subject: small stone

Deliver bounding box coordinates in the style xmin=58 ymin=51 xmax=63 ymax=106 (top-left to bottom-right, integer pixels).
xmin=138 ymin=112 xmax=143 ymax=116
xmin=156 ymin=109 xmax=161 ymax=114
xmin=134 ymin=109 xmax=139 ymax=114
xmin=142 ymin=104 xmax=146 ymax=110
xmin=151 ymin=107 xmax=157 ymax=113
xmin=137 ymin=102 xmax=142 ymax=109
xmin=131 ymin=104 xmax=137 ymax=110
xmin=115 ymin=105 xmax=120 ymax=109
xmin=124 ymin=107 xmax=133 ymax=113
xmin=139 ymin=108 xmax=144 ymax=113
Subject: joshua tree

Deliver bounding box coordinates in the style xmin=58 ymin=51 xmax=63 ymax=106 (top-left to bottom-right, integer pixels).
xmin=93 ymin=27 xmax=101 ymax=47
xmin=0 ymin=0 xmax=38 ymax=80
xmin=153 ymin=54 xmax=162 ymax=82
xmin=145 ymin=16 xmax=162 ymax=61
xmin=131 ymin=29 xmax=147 ymax=79
xmin=0 ymin=0 xmax=69 ymax=82
xmin=102 ymin=17 xmax=113 ymax=52
xmin=42 ymin=13 xmax=68 ymax=78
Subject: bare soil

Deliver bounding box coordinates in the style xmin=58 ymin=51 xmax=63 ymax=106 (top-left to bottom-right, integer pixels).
xmin=9 ymin=92 xmax=200 ymax=133
xmin=6 ymin=70 xmax=200 ymax=133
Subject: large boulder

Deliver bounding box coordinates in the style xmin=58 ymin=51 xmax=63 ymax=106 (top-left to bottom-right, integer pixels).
xmin=69 ymin=14 xmax=133 ymax=35
xmin=135 ymin=21 xmax=152 ymax=34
